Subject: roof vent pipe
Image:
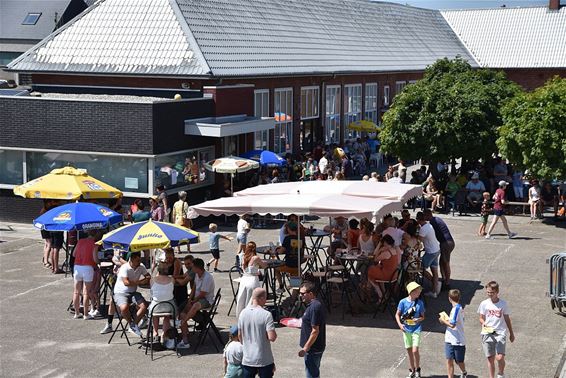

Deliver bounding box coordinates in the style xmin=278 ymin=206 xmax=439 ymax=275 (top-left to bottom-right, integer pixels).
xmin=549 ymin=0 xmax=560 ymax=10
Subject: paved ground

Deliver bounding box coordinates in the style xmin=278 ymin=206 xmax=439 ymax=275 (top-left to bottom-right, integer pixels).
xmin=1 ymin=213 xmax=565 ymax=378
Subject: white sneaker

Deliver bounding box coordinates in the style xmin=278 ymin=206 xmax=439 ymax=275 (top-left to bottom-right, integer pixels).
xmin=276 ymin=287 xmax=285 ymax=294
xmin=83 ymin=314 xmax=94 ymax=320
xmin=485 ymin=234 xmax=493 ymax=239
xmin=424 ymin=291 xmax=437 ymax=298
xmin=89 ymin=309 xmax=101 ymax=317
xmin=128 ymin=323 xmax=143 ymax=338
xmin=496 ymin=374 xmax=504 ymax=378
xmin=100 ymin=323 xmax=113 ymax=334
xmin=73 ymin=313 xmax=82 ymax=319
xmin=508 ymin=232 xmax=517 ymax=239
xmin=164 ymin=338 xmax=176 ymax=350
xmin=177 ymin=340 xmax=191 ymax=349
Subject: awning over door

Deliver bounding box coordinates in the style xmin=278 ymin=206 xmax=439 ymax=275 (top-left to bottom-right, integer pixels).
xmin=185 ymin=114 xmax=275 ymax=138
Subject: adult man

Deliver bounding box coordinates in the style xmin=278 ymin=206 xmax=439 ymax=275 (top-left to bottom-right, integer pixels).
xmin=388 ymin=171 xmax=403 ymax=184
xmin=113 ymin=252 xmax=149 ymax=338
xmin=326 ymin=216 xmax=348 ymax=258
xmin=416 ymin=212 xmax=441 ymax=298
xmin=239 ymin=288 xmax=277 ymax=378
xmin=465 ymin=173 xmax=486 ymax=206
xmin=318 ymin=153 xmax=328 ymax=179
xmin=298 ymin=282 xmax=326 ymax=378
xmin=178 ymin=258 xmax=215 ymax=348
xmin=478 ymin=281 xmax=515 ymax=378
xmin=485 ymin=181 xmax=517 ymax=240
xmin=382 ymin=214 xmax=404 ymax=247
xmin=131 ymin=201 xmax=151 ymax=222
xmin=424 ymin=209 xmax=455 ymax=288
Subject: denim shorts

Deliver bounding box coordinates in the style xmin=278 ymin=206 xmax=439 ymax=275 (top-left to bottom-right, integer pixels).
xmin=237 ymin=234 xmax=247 ymax=245
xmin=445 ymin=343 xmax=466 ymax=362
xmin=421 ymin=252 xmax=440 ymax=269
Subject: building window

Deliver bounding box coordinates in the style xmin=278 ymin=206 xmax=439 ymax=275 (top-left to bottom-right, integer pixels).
xmin=344 ymin=84 xmax=362 ymax=140
xmin=274 ymin=88 xmax=293 ymax=154
xmin=383 ymin=85 xmax=390 ymax=107
xmin=300 ymin=86 xmax=319 ymax=120
xmin=364 ymin=83 xmax=378 ymax=124
xmin=154 ymin=146 xmax=214 ymax=191
xmin=0 ymin=149 xmax=24 ymax=185
xmin=395 ymin=81 xmax=407 ymax=95
xmin=408 ymin=80 xmax=418 ymax=85
xmin=26 ymin=151 xmax=149 ymax=194
xmin=325 ymin=85 xmax=341 ymax=144
xmin=254 ymin=89 xmax=269 ymax=150
xmin=22 ymin=13 xmax=41 ymax=25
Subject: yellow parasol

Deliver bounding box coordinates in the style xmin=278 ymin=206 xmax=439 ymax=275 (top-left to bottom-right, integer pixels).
xmin=347 ymin=120 xmax=379 ymax=133
xmin=13 ymin=167 xmax=122 ymax=200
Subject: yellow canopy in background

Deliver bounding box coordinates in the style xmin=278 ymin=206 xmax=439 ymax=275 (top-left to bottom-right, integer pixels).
xmin=13 ymin=167 xmax=122 ymax=200
xmin=347 ymin=120 xmax=379 ymax=133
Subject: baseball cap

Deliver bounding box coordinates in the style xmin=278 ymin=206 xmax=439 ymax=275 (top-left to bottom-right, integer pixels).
xmin=499 ymin=180 xmax=508 ymax=187
xmin=229 ymin=325 xmax=239 ymax=336
xmin=406 ymin=281 xmax=422 ymax=294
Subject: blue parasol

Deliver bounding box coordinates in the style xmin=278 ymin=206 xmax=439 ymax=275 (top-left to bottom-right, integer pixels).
xmin=260 ymin=150 xmax=286 ymax=167
xmin=33 ymin=202 xmax=123 ymax=231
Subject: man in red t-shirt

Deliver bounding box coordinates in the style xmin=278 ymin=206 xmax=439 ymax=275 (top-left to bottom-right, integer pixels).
xmin=486 ymin=181 xmax=517 ymax=239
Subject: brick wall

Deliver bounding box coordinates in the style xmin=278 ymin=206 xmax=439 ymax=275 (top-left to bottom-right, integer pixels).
xmin=503 ymin=68 xmax=566 ymax=92
xmin=0 ymin=97 xmax=154 ymax=154
xmin=0 ymin=190 xmax=43 ymax=223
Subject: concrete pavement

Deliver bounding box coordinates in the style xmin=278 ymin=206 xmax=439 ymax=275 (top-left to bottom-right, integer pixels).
xmin=0 ymin=213 xmax=565 ymax=377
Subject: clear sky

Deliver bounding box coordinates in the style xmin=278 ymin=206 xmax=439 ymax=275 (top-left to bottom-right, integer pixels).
xmin=382 ymin=0 xmax=549 ymax=9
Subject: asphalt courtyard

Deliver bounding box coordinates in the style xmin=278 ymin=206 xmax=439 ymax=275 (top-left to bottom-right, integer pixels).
xmin=1 ymin=213 xmax=565 ymax=378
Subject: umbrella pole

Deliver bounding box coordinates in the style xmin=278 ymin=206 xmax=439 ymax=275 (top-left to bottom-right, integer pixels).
xmin=298 ymin=215 xmax=301 ymax=278
xmin=231 ymin=173 xmax=234 ymax=196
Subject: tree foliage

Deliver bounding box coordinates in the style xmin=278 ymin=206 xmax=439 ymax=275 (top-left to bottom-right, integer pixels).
xmin=497 ymin=76 xmax=566 ymax=179
xmin=380 ymin=57 xmax=520 ymax=162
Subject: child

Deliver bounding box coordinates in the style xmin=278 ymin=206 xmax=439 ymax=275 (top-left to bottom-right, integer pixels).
xmin=439 ymin=289 xmax=467 ymax=378
xmin=477 ymin=281 xmax=515 ymax=378
xmin=223 ymin=325 xmax=243 ymax=378
xmin=478 ymin=192 xmax=492 ymax=236
xmin=395 ymin=282 xmax=425 ymax=378
xmin=207 ymin=223 xmax=233 ymax=272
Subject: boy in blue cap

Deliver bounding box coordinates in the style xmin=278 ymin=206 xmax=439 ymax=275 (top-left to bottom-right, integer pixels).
xmin=224 ymin=325 xmax=243 ymax=378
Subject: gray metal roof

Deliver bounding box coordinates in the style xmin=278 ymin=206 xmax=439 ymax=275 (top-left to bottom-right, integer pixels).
xmin=442 ymin=6 xmax=566 ymax=68
xmin=0 ymin=0 xmax=73 ymax=41
xmin=8 ymin=0 xmax=476 ymax=77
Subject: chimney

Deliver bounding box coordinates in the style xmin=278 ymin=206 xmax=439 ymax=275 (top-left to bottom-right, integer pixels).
xmin=549 ymin=0 xmax=560 ymax=10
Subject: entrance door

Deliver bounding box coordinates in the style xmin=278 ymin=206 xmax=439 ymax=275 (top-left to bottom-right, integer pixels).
xmin=300 ymin=119 xmax=319 ymax=153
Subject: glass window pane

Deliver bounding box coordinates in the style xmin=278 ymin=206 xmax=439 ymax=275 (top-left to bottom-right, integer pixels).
xmin=26 ymin=151 xmax=148 ymax=193
xmin=0 ymin=150 xmax=23 ymax=185
xmin=155 ymin=147 xmax=215 ymax=191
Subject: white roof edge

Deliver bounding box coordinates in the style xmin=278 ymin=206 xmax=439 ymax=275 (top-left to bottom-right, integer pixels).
xmin=6 ymin=0 xmax=106 ymax=70
xmin=168 ymin=0 xmax=211 ymax=75
xmin=440 ymin=12 xmax=482 ymax=67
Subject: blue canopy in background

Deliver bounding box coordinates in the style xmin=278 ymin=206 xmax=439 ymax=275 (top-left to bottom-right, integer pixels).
xmin=33 ymin=202 xmax=123 ymax=231
xmin=241 ymin=150 xmax=286 ymax=166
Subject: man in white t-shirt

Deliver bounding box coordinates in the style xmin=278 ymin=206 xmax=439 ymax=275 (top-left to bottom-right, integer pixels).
xmin=381 ymin=214 xmax=404 ymax=247
xmin=477 ymin=281 xmax=515 ymax=378
xmin=416 ymin=212 xmax=441 ymax=298
xmin=113 ymin=252 xmax=150 ymax=338
xmin=178 ymin=258 xmax=215 ymax=348
xmin=466 ymin=173 xmax=486 ymax=205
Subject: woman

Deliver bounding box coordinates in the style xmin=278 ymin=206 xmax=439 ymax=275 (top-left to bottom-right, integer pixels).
xmin=367 ymin=235 xmax=400 ymax=283
xmin=40 ymin=200 xmax=53 ymax=269
xmin=149 ymin=195 xmax=164 ymax=221
xmin=400 ymin=222 xmax=420 ymax=271
xmin=424 ymin=177 xmax=444 ymax=211
xmin=149 ymin=260 xmax=177 ymax=350
xmin=528 ymin=180 xmax=541 ymax=220
xmin=171 ymin=191 xmax=191 ymax=253
xmin=72 ymin=230 xmax=100 ymax=319
xmin=357 ymin=220 xmax=375 ymax=256
xmin=235 ymin=242 xmax=268 ymax=318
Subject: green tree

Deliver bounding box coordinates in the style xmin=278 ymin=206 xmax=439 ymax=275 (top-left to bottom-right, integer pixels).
xmin=380 ymin=57 xmax=520 ymax=163
xmin=497 ymin=76 xmax=566 ymax=179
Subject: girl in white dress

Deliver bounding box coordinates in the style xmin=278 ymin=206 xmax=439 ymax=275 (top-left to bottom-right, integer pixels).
xmin=235 ymin=242 xmax=268 ymax=318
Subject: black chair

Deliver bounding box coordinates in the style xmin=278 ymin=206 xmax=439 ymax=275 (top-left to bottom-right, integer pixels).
xmin=372 ymin=267 xmax=402 ymax=319
xmin=193 ymin=289 xmax=224 ymax=353
xmin=227 ymin=266 xmax=242 ymax=316
xmin=107 ymin=294 xmax=133 ymax=346
xmin=145 ymin=301 xmax=178 ymax=360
